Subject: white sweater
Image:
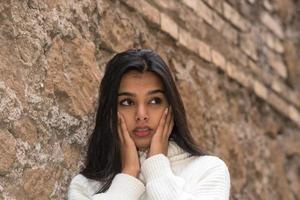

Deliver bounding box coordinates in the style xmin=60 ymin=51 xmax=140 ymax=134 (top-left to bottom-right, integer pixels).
xmin=68 ymin=141 xmax=230 ymax=200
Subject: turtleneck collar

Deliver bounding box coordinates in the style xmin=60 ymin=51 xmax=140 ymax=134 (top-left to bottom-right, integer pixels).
xmin=138 ymin=140 xmax=191 ymax=164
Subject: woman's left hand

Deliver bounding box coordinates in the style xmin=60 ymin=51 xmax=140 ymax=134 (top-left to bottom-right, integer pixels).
xmin=147 ymin=106 xmax=174 ymax=158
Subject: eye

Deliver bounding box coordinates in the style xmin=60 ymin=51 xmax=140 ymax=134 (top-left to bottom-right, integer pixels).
xmin=119 ymin=99 xmax=134 ymax=106
xmin=149 ymin=97 xmax=162 ymax=105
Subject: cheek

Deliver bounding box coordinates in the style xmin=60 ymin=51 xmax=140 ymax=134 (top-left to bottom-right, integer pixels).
xmin=118 ymin=109 xmax=135 ymax=131
xmin=149 ymin=108 xmax=165 ymax=128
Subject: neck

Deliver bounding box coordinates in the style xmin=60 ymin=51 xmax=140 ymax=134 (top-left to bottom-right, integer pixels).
xmin=138 ymin=147 xmax=149 ymax=152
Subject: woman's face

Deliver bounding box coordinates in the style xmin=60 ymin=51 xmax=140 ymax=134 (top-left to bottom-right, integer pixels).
xmin=117 ymin=70 xmax=168 ymax=150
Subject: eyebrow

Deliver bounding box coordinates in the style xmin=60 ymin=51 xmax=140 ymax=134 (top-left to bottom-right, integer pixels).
xmin=118 ymin=89 xmax=165 ymax=97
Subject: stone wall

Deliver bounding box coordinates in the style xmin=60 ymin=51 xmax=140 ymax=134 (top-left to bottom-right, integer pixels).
xmin=0 ymin=0 xmax=299 ymax=199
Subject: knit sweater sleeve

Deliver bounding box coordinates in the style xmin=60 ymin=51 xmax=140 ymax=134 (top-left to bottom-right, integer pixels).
xmin=141 ymin=154 xmax=230 ymax=200
xmin=68 ymin=173 xmax=145 ymax=200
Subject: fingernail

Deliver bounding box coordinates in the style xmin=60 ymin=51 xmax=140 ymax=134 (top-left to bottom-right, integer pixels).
xmin=165 ymin=108 xmax=168 ymax=115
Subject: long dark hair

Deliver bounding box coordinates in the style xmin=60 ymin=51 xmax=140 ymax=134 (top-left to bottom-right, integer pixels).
xmin=81 ymin=49 xmax=205 ymax=192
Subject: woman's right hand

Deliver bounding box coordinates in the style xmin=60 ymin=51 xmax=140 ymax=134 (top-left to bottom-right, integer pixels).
xmin=118 ymin=112 xmax=140 ymax=178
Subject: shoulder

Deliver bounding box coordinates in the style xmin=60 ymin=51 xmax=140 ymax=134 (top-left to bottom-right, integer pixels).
xmin=183 ymin=155 xmax=230 ymax=192
xmin=183 ymin=155 xmax=230 ymax=180
xmin=68 ymin=174 xmax=101 ymax=198
xmin=194 ymin=155 xmax=229 ymax=168
xmin=179 ymin=155 xmax=231 ymax=199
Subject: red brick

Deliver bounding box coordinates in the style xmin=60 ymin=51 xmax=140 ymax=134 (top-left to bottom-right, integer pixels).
xmin=271 ymin=79 xmax=283 ymax=93
xmin=288 ymin=92 xmax=300 ymax=108
xmin=178 ymin=28 xmax=198 ymax=53
xmin=171 ymin=59 xmax=193 ymax=81
xmin=273 ymin=37 xmax=284 ymax=54
xmin=269 ymin=58 xmax=287 ymax=78
xmin=261 ymin=29 xmax=284 ymax=54
xmin=225 ymin=61 xmax=235 ymax=78
xmin=267 ymin=91 xmax=300 ymax=127
xmin=271 ymin=79 xmax=300 ymax=108
xmin=260 ymin=12 xmax=284 ymax=39
xmin=263 ymin=0 xmax=274 ymax=11
xmin=204 ymin=0 xmax=223 ymax=14
xmin=211 ymin=12 xmax=226 ymax=32
xmin=261 ymin=30 xmax=275 ymax=50
xmin=181 ymin=0 xmax=197 ymax=10
xmin=211 ymin=50 xmax=226 ymax=70
xmin=122 ymin=0 xmax=160 ymax=25
xmin=248 ymin=60 xmax=261 ymax=76
xmin=232 ymin=47 xmax=248 ymax=67
xmin=223 ymin=2 xmax=249 ymax=31
xmin=160 ymin=13 xmax=178 ymax=39
xmin=267 ymin=51 xmax=287 ymax=78
xmin=289 ymin=106 xmax=300 ymax=126
xmin=182 ymin=0 xmax=213 ymax=25
xmin=254 ymin=80 xmax=268 ymax=100
xmin=222 ymin=23 xmax=238 ymax=44
xmin=240 ymin=33 xmax=258 ymax=61
xmin=226 ymin=62 xmax=252 ymax=88
xmin=198 ymin=40 xmax=211 ymax=62
xmin=152 ymin=0 xmax=176 ymax=9
xmin=268 ymin=91 xmax=290 ymax=118
xmin=248 ymin=60 xmax=273 ymax=86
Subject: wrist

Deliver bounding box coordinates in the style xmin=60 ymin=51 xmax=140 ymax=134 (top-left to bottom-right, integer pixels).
xmin=147 ymin=144 xmax=168 ymax=158
xmin=122 ymin=168 xmax=140 ymax=177
xmin=141 ymin=154 xmax=173 ymax=182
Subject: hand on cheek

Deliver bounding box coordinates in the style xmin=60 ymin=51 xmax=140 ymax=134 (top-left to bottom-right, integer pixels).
xmin=118 ymin=112 xmax=140 ymax=178
xmin=147 ymin=106 xmax=174 ymax=158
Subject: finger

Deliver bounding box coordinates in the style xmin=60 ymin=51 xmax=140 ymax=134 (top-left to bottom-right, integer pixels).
xmin=119 ymin=112 xmax=131 ymax=142
xmin=168 ymin=106 xmax=174 ymax=130
xmin=163 ymin=106 xmax=172 ymax=137
xmin=167 ymin=115 xmax=174 ymax=138
xmin=156 ymin=108 xmax=168 ymax=136
xmin=117 ymin=112 xmax=124 ymax=143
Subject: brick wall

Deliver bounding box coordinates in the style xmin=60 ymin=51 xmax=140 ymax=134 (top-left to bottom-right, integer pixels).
xmin=0 ymin=0 xmax=299 ymax=199
xmin=122 ymin=0 xmax=300 ymax=127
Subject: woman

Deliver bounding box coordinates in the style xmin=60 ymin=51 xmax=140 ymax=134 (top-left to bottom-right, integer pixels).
xmin=68 ymin=49 xmax=230 ymax=199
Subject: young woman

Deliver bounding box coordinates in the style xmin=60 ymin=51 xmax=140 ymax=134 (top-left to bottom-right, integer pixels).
xmin=68 ymin=49 xmax=230 ymax=200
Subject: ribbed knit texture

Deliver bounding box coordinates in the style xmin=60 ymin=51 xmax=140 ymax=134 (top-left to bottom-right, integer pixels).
xmin=68 ymin=141 xmax=231 ymax=200
xmin=103 ymin=174 xmax=145 ymax=199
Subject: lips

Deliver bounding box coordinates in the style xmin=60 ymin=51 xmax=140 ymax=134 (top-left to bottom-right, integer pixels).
xmin=133 ymin=126 xmax=152 ymax=137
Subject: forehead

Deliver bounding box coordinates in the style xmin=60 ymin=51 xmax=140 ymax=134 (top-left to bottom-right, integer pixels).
xmin=119 ymin=71 xmax=164 ymax=91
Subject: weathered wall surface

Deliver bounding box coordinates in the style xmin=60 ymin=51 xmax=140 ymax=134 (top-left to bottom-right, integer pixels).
xmin=0 ymin=0 xmax=300 ymax=199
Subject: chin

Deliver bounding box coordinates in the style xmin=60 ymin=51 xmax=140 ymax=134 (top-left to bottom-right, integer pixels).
xmin=134 ymin=139 xmax=151 ymax=151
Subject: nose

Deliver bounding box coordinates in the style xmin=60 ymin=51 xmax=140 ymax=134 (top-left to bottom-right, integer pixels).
xmin=135 ymin=104 xmax=149 ymax=121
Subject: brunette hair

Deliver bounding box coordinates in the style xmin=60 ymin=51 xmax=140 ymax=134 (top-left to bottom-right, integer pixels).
xmin=81 ymin=49 xmax=205 ymax=192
